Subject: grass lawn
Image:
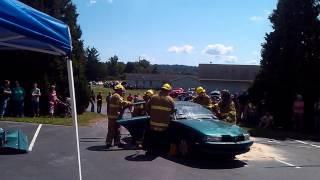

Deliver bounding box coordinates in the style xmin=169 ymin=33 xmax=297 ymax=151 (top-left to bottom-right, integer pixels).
xmin=0 ymin=112 xmax=106 ymax=126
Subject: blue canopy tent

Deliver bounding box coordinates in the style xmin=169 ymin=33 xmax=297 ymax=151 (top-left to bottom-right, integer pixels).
xmin=0 ymin=0 xmax=82 ymax=179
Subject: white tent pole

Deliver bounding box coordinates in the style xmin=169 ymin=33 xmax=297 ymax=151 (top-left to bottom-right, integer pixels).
xmin=67 ymin=58 xmax=83 ymax=180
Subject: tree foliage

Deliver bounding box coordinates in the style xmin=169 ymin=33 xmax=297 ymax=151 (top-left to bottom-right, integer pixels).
xmin=0 ymin=0 xmax=90 ymax=114
xmin=249 ymin=0 xmax=320 ymax=129
xmin=85 ymin=47 xmax=107 ymax=81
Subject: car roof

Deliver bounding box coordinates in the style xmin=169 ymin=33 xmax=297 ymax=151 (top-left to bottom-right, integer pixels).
xmin=175 ymin=101 xmax=202 ymax=107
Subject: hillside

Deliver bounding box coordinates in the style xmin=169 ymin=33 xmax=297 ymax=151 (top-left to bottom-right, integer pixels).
xmin=156 ymin=64 xmax=198 ymax=75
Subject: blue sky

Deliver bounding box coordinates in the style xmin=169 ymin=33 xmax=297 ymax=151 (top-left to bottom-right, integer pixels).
xmin=73 ymin=0 xmax=278 ymax=66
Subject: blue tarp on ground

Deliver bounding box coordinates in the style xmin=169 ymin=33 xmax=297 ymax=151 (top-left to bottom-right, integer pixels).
xmin=0 ymin=0 xmax=72 ymax=56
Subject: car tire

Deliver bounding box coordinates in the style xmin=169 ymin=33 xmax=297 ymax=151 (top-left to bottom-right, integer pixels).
xmin=178 ymin=139 xmax=191 ymax=157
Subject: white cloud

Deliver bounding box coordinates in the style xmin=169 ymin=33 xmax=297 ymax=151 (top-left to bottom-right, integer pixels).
xmin=88 ymin=0 xmax=113 ymax=6
xmin=250 ymin=16 xmax=263 ymax=21
xmin=168 ymin=45 xmax=194 ymax=54
xmin=203 ymin=44 xmax=233 ymax=56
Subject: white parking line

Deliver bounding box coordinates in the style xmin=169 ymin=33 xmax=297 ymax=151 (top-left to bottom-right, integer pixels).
xmin=28 ymin=124 xmax=42 ymax=151
xmin=294 ymin=140 xmax=320 ymax=148
xmin=273 ymin=158 xmax=301 ymax=168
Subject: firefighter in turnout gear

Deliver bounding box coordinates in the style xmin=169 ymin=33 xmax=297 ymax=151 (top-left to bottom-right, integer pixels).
xmin=193 ymin=86 xmax=212 ymax=110
xmin=106 ymin=84 xmax=132 ymax=148
xmin=143 ymin=89 xmax=154 ymax=103
xmin=217 ymin=90 xmax=237 ymax=124
xmin=144 ymin=83 xmax=175 ymax=154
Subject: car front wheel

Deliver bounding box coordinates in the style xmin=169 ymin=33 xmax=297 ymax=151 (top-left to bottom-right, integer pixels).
xmin=178 ymin=139 xmax=192 ymax=157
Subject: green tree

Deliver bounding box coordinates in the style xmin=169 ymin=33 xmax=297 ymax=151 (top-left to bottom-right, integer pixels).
xmin=124 ymin=62 xmax=137 ymax=73
xmin=85 ymin=47 xmax=107 ymax=81
xmin=107 ymin=55 xmax=120 ymax=78
xmin=152 ymin=64 xmax=159 ymax=74
xmin=12 ymin=0 xmax=90 ymax=113
xmin=250 ymin=0 xmax=320 ymax=129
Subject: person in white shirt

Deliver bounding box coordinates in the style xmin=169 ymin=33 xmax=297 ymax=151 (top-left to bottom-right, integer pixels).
xmin=31 ymin=83 xmax=41 ymax=117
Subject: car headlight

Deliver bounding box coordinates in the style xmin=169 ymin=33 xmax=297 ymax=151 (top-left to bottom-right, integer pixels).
xmin=204 ymin=136 xmax=222 ymax=142
xmin=243 ymin=133 xmax=250 ymax=141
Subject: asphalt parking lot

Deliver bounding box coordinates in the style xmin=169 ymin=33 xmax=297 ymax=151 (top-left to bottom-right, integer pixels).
xmin=1 ymin=120 xmax=320 ymax=180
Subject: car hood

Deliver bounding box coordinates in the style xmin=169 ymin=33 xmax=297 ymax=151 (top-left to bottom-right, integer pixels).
xmin=174 ymin=119 xmax=247 ymax=136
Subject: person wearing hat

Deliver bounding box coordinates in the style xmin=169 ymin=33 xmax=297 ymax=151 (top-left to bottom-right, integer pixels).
xmin=217 ymin=90 xmax=237 ymax=124
xmin=96 ymin=92 xmax=103 ymax=113
xmin=48 ymin=85 xmax=58 ymax=118
xmin=144 ymin=83 xmax=175 ymax=155
xmin=143 ymin=89 xmax=154 ymax=103
xmin=193 ymin=86 xmax=212 ymax=110
xmin=210 ymin=90 xmax=221 ymax=117
xmin=106 ymin=84 xmax=132 ymax=148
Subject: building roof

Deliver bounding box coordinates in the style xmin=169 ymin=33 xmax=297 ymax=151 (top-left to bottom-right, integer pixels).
xmin=198 ymin=64 xmax=260 ymax=81
xmin=125 ymin=73 xmax=197 ymax=81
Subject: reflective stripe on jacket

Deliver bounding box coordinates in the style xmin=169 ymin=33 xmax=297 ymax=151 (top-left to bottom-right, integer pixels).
xmin=107 ymin=93 xmax=131 ymax=119
xmin=218 ymin=101 xmax=237 ymax=123
xmin=146 ymin=93 xmax=175 ymax=131
xmin=192 ymin=94 xmax=212 ymax=109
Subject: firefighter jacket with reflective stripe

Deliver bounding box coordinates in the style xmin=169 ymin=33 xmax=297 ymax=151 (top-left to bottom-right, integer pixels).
xmin=107 ymin=93 xmax=131 ymax=119
xmin=132 ymin=97 xmax=145 ymax=117
xmin=218 ymin=100 xmax=237 ymax=123
xmin=192 ymin=94 xmax=212 ymax=109
xmin=146 ymin=93 xmax=175 ymax=131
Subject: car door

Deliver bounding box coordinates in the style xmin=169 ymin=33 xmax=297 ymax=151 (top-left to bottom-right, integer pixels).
xmin=117 ymin=115 xmax=150 ymax=140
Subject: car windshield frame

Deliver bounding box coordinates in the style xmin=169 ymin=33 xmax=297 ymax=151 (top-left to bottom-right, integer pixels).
xmin=174 ymin=101 xmax=215 ymax=120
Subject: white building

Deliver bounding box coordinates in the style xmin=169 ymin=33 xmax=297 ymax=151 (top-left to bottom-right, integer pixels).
xmin=125 ymin=73 xmax=200 ymax=90
xmin=199 ymin=64 xmax=260 ymax=93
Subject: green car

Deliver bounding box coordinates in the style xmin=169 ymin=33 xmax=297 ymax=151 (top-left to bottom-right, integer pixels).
xmin=118 ymin=101 xmax=253 ymax=158
xmin=0 ymin=128 xmax=28 ymax=153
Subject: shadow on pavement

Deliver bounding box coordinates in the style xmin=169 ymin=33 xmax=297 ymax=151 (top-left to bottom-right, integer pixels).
xmin=125 ymin=152 xmax=247 ymax=169
xmin=125 ymin=153 xmax=158 ymax=161
xmin=163 ymin=155 xmax=246 ymax=169
xmin=0 ymin=149 xmax=28 ymax=155
xmin=87 ymin=144 xmax=139 ymax=152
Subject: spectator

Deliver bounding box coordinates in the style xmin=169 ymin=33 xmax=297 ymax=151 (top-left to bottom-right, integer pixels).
xmin=237 ymin=91 xmax=248 ymax=123
xmin=89 ymin=90 xmax=95 ymax=112
xmin=0 ymin=80 xmax=12 ymax=118
xmin=106 ymin=92 xmax=111 ymax=113
xmin=127 ymin=93 xmax=133 ymax=102
xmin=31 ymin=83 xmax=41 ymax=117
xmin=12 ymin=81 xmax=25 ymax=117
xmin=292 ymin=94 xmax=304 ymax=130
xmin=246 ymin=101 xmax=259 ymax=126
xmin=48 ymin=85 xmax=58 ymax=117
xmin=314 ymin=97 xmax=320 ymax=131
xmin=127 ymin=93 xmax=134 ymax=112
xmin=217 ymin=90 xmax=237 ymax=124
xmin=133 ymin=94 xmax=141 ymax=103
xmin=96 ymin=92 xmax=103 ymax=113
xmin=259 ymin=111 xmax=274 ymax=128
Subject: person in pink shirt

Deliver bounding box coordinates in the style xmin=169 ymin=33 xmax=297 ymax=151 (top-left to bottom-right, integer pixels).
xmin=292 ymin=94 xmax=304 ymax=130
xmin=49 ymin=85 xmax=58 ymax=117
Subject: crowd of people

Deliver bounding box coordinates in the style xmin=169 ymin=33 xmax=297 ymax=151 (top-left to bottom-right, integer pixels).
xmin=97 ymin=83 xmax=320 ymax=151
xmin=0 ymin=80 xmax=69 ymax=119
